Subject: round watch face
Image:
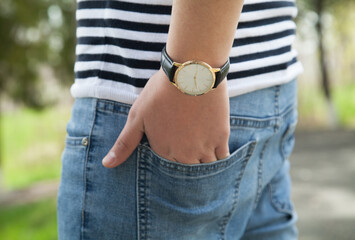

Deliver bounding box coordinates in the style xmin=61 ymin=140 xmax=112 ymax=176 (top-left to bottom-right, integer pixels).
xmin=174 ymin=62 xmax=215 ymax=96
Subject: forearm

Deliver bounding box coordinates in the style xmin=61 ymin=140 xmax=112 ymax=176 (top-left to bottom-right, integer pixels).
xmin=167 ymin=0 xmax=244 ymax=67
xmin=103 ymin=0 xmax=239 ymax=167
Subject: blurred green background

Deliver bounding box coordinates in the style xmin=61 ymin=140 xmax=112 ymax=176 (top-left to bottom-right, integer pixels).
xmin=0 ymin=0 xmax=354 ymax=239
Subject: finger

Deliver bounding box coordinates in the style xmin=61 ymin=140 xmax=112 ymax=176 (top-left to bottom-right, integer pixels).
xmin=102 ymin=116 xmax=144 ymax=168
xmin=215 ymin=145 xmax=230 ymax=160
xmin=199 ymin=154 xmax=217 ymax=163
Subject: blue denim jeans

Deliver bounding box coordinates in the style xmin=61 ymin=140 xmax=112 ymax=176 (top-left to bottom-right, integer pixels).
xmin=57 ymin=80 xmax=298 ymax=240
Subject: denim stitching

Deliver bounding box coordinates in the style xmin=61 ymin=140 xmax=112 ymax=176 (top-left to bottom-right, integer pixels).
xmin=137 ymin=146 xmax=147 ymax=240
xmin=252 ymin=85 xmax=294 ymax=209
xmin=137 ymin=142 xmax=255 ymax=238
xmin=96 ymin=108 xmax=130 ymax=116
xmin=218 ymin=160 xmax=247 ymax=239
xmin=280 ymin=121 xmax=297 ymax=161
xmin=253 ymin=138 xmax=270 ymax=209
xmin=279 ymin=105 xmax=296 ymax=126
xmin=254 ymin=126 xmax=288 ymax=211
xmin=218 ymin=144 xmax=255 ymax=239
xmin=230 ymin=117 xmax=277 ymax=128
xmin=229 ymin=103 xmax=295 ymax=129
xmin=137 ymin=146 xmax=153 ymax=240
xmin=268 ymin=180 xmax=293 ymax=214
xmin=139 ymin=143 xmax=254 ymax=177
xmin=65 ymin=136 xmax=89 ymax=148
xmin=96 ymin=99 xmax=131 ymax=115
xmin=81 ymin=98 xmax=98 ymax=240
xmin=137 ymin=147 xmax=142 ymax=240
xmin=274 ymin=85 xmax=281 ymax=132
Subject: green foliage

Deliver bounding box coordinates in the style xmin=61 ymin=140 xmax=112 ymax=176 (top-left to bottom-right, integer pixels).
xmin=297 ymin=0 xmax=355 ymax=14
xmin=0 ymin=197 xmax=57 ymax=240
xmin=0 ymin=0 xmax=76 ymax=108
xmin=1 ymin=105 xmax=70 ymax=189
xmin=296 ymin=0 xmax=355 ymax=127
xmin=298 ymin=83 xmax=355 ymax=128
xmin=297 ymin=85 xmax=329 ymax=128
xmin=333 ymin=84 xmax=355 ymax=127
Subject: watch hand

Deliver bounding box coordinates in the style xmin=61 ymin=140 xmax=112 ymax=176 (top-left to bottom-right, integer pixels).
xmin=194 ymin=65 xmax=198 ymax=89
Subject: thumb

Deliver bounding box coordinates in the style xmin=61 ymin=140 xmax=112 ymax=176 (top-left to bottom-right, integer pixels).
xmin=102 ymin=114 xmax=144 ymax=168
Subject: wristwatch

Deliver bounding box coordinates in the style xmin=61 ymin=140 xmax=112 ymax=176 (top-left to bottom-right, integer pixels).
xmin=161 ymin=46 xmax=230 ymax=96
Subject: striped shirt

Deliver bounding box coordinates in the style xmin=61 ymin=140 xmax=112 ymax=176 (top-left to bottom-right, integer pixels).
xmin=71 ymin=0 xmax=303 ymax=105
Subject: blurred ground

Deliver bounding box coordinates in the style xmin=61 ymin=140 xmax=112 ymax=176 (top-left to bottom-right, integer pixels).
xmin=291 ymin=130 xmax=355 ymax=240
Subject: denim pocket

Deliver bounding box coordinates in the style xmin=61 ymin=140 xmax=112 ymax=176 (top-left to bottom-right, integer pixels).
xmin=269 ymin=160 xmax=294 ymax=216
xmin=141 ymin=141 xmax=256 ymax=178
xmin=137 ymin=141 xmax=256 ymax=240
xmin=59 ymin=135 xmax=89 ymax=194
xmin=280 ymin=119 xmax=297 ymax=161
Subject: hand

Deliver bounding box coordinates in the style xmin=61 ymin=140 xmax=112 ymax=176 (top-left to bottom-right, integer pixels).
xmin=102 ymin=69 xmax=230 ymax=168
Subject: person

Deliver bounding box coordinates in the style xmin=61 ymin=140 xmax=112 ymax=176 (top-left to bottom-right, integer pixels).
xmin=57 ymin=0 xmax=303 ymax=239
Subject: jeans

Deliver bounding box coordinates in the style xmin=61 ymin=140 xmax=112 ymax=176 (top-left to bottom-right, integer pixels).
xmin=57 ymin=79 xmax=298 ymax=240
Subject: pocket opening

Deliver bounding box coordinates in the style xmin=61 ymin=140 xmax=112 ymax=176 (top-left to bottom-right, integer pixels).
xmin=138 ymin=140 xmax=256 ymax=179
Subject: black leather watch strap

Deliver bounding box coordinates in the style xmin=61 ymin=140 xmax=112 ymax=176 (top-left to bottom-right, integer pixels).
xmin=213 ymin=58 xmax=230 ymax=88
xmin=161 ymin=46 xmax=230 ymax=88
xmin=161 ymin=46 xmax=176 ymax=83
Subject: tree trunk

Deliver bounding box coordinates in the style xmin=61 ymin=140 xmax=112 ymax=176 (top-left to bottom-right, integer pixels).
xmin=315 ymin=0 xmax=339 ymax=128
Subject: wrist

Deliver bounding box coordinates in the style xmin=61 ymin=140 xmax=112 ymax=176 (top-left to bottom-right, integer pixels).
xmin=152 ymin=68 xmax=228 ymax=101
xmin=160 ymin=46 xmax=229 ymax=96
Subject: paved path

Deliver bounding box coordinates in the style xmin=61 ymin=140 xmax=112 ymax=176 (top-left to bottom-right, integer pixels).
xmin=0 ymin=180 xmax=59 ymax=206
xmin=290 ymin=130 xmax=355 ymax=240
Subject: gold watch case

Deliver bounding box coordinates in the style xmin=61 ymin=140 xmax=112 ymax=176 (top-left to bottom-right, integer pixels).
xmin=171 ymin=60 xmax=221 ymax=96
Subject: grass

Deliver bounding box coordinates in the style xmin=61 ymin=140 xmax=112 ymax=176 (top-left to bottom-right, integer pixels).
xmin=333 ymin=83 xmax=355 ymax=126
xmin=0 ymin=105 xmax=71 ymax=190
xmin=0 ymin=197 xmax=57 ymax=240
xmin=297 ymin=82 xmax=355 ymax=129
